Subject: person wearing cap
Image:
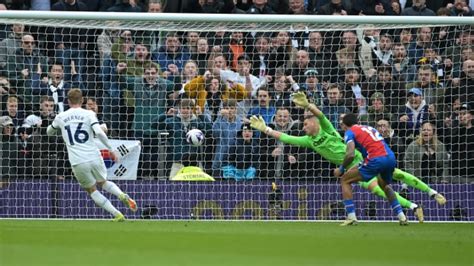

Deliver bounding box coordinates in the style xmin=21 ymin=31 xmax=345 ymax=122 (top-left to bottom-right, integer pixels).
xmin=0 ymin=115 xmax=14 ymax=133
xmin=446 ymin=102 xmax=474 ymax=181
xmin=301 ymin=69 xmax=325 ymax=108
xmin=397 ymin=87 xmax=430 ymax=140
xmin=406 ymin=65 xmax=443 ymax=109
xmin=222 ymin=123 xmax=259 ymax=181
xmin=1 ymin=115 xmax=18 ymax=182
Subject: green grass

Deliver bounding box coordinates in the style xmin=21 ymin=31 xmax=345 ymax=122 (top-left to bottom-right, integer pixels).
xmin=1 ymin=220 xmax=472 ymax=266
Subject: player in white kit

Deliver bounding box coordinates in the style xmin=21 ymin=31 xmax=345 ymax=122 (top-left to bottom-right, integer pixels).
xmin=47 ymin=89 xmax=137 ymax=221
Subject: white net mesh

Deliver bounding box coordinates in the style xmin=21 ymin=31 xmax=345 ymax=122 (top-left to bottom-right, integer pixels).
xmin=0 ymin=13 xmax=472 ymax=221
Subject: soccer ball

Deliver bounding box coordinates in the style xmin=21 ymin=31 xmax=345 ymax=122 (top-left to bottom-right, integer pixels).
xmin=186 ymin=129 xmax=205 ymax=146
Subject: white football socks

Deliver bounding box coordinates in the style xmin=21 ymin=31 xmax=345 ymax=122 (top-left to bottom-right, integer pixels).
xmin=102 ymin=181 xmax=124 ymax=198
xmin=90 ymin=190 xmax=121 ymax=216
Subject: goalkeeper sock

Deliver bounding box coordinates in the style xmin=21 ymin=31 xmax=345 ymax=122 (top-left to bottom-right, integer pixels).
xmin=102 ymin=181 xmax=125 ymax=198
xmin=393 ymin=169 xmax=431 ymax=193
xmin=90 ymin=190 xmax=121 ymax=216
xmin=368 ymin=184 xmax=415 ymax=209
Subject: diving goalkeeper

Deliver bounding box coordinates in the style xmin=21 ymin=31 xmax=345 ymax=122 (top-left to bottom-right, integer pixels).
xmin=249 ymin=92 xmax=446 ymax=222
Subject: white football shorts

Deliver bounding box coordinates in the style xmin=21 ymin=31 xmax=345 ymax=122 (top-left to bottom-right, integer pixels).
xmin=72 ymin=160 xmax=107 ymax=188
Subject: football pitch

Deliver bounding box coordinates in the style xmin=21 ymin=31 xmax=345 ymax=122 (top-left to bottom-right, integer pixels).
xmin=1 ymin=220 xmax=472 ymax=266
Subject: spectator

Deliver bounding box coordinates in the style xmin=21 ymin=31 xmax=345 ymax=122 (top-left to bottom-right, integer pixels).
xmin=191 ymin=37 xmax=210 ymax=75
xmin=217 ymin=54 xmax=264 ymax=116
xmin=359 ymin=92 xmax=394 ymax=127
xmin=0 ymin=24 xmax=25 ymax=69
xmin=404 ymin=121 xmax=449 ymax=183
xmin=248 ymin=87 xmax=276 ymax=124
xmin=152 ymin=32 xmax=191 ymax=80
xmin=184 ymin=63 xmax=251 ymax=115
xmin=397 ymin=88 xmax=429 ymax=140
xmin=407 ymin=27 xmax=433 ymax=64
xmin=32 ymin=61 xmax=80 ymax=113
xmin=446 ymin=0 xmax=473 ymax=16
xmin=250 ymin=35 xmax=272 ymax=78
xmin=443 ymin=30 xmax=473 ymax=72
xmin=369 ymin=64 xmax=406 ymax=110
xmin=185 ymin=31 xmax=200 ymax=55
xmin=2 ymin=95 xmax=24 ymax=129
xmin=446 ymin=102 xmax=474 ymax=181
xmin=391 ymin=0 xmax=402 ymax=15
xmin=336 ymin=31 xmax=362 ymax=81
xmin=318 ymin=0 xmax=351 ymax=15
xmin=401 ymin=0 xmax=435 ymax=16
xmin=288 ymin=0 xmax=308 ymax=14
xmin=159 ymin=98 xmax=212 ymax=179
xmin=288 ymin=50 xmax=314 ymax=84
xmin=353 ymin=0 xmax=392 ymax=15
xmin=373 ymin=33 xmax=394 ymax=67
xmin=300 ymin=69 xmax=325 ymax=108
xmin=21 ymin=95 xmax=67 ymax=180
xmin=0 ymin=76 xmax=12 ymax=110
xmin=6 ymin=34 xmax=48 ymax=103
xmin=179 ymin=60 xmax=199 ymax=86
xmin=398 ymin=28 xmax=414 ymax=49
xmin=247 ymin=0 xmax=276 ymax=14
xmin=211 ymin=99 xmax=243 ymax=176
xmin=375 ymin=117 xmax=406 ymax=164
xmin=321 ymin=84 xmax=350 ymax=128
xmin=118 ymin=64 xmax=174 ymax=138
xmin=221 ymin=31 xmax=246 ymax=71
xmin=448 ymin=59 xmax=474 ymax=105
xmin=306 ymin=31 xmax=337 ymax=82
xmin=392 ymin=43 xmax=417 ymax=82
xmin=259 ymin=107 xmax=302 ymax=178
xmin=222 ymin=124 xmax=259 ymax=180
xmin=268 ymin=31 xmax=298 ymax=73
xmin=341 ymin=64 xmax=369 ymax=115
xmin=96 ymin=28 xmax=121 ymax=65
xmin=406 ymin=65 xmax=444 ymax=109
xmin=112 ymin=40 xmax=161 ymax=132
xmin=272 ymin=74 xmax=297 ymax=107
xmin=84 ymin=97 xmax=108 ymax=133
xmin=51 ymin=0 xmax=88 ymax=84
xmin=0 ymin=116 xmax=17 ymax=181
xmin=106 ymin=0 xmax=142 ymax=12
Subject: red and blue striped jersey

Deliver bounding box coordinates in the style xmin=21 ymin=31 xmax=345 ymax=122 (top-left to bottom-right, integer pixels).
xmin=344 ymin=125 xmax=393 ymax=160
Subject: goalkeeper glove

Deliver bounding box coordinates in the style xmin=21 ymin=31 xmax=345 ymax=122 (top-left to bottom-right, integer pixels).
xmin=291 ymin=92 xmax=309 ymax=108
xmin=250 ymin=115 xmax=272 ymax=134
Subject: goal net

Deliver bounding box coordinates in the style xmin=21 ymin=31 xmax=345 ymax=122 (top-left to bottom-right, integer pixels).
xmin=0 ymin=12 xmax=472 ymax=221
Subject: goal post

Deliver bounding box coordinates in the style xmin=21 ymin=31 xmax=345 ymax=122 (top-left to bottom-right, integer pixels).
xmin=0 ymin=11 xmax=472 ymax=221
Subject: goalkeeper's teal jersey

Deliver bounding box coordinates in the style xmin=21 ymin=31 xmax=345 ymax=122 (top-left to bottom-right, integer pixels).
xmin=279 ymin=113 xmax=363 ymax=168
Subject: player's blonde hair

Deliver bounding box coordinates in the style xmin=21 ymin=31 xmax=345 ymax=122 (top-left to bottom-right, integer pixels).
xmin=68 ymin=88 xmax=83 ymax=105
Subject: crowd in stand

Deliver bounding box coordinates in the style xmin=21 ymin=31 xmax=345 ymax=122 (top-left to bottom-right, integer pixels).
xmin=0 ymin=0 xmax=473 ymax=183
